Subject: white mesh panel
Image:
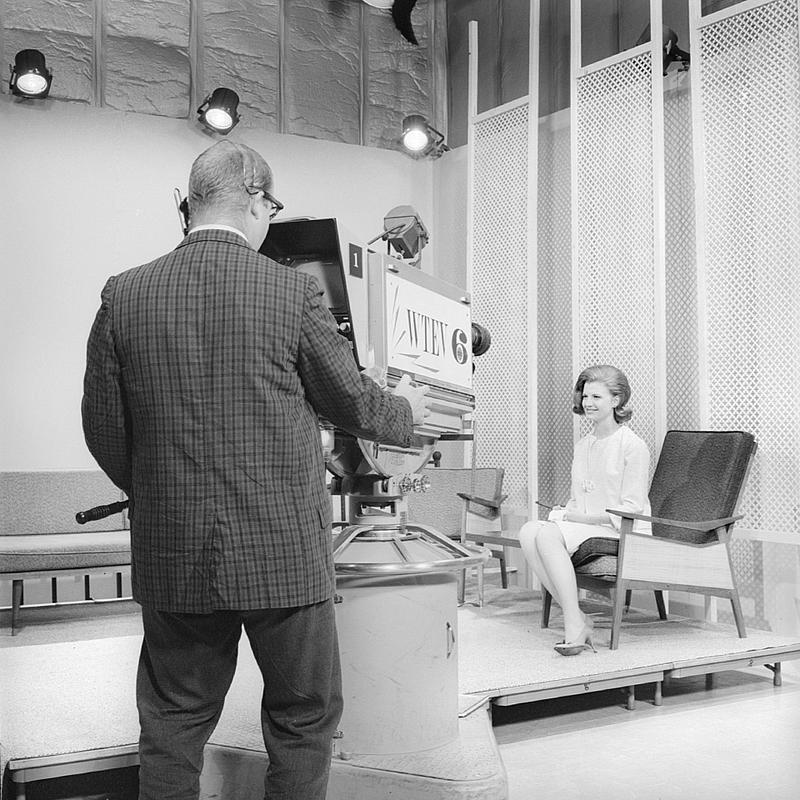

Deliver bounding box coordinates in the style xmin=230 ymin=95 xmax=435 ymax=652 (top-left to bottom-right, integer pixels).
xmin=696 ymin=0 xmax=800 ymax=540
xmin=664 ymin=82 xmax=701 ymax=431
xmin=537 ymin=114 xmax=573 ymax=511
xmin=471 ymin=104 xmax=529 ymax=509
xmin=574 ymin=52 xmax=659 ymax=459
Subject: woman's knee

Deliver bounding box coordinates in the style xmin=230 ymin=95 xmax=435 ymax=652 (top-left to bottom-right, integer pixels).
xmin=518 ymin=520 xmax=538 ymax=546
xmin=519 ymin=520 xmax=561 ymax=552
xmin=536 ymin=522 xmax=565 ymax=550
xmin=519 ymin=520 xmax=549 ymax=549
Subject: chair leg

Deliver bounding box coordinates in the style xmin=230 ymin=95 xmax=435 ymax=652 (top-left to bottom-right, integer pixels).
xmin=476 ymin=563 xmax=485 ymax=607
xmin=729 ymin=589 xmax=747 ymax=638
xmin=655 ymin=590 xmax=668 ymax=620
xmin=542 ymin=589 xmax=552 ymax=628
xmin=457 ymin=569 xmax=466 ymax=605
xmin=499 ymin=552 xmax=508 ymax=589
xmin=624 ymin=589 xmax=632 ymax=611
xmin=12 ymin=579 xmax=23 ymax=636
xmin=610 ymin=583 xmax=627 ymax=650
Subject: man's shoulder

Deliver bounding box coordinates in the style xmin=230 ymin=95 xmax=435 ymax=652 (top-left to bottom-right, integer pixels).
xmin=113 ymin=239 xmax=308 ymax=294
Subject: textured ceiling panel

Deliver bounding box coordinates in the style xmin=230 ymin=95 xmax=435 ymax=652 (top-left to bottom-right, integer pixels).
xmin=284 ymin=0 xmax=361 ymax=143
xmin=104 ymin=0 xmax=190 ymax=116
xmin=4 ymin=0 xmax=93 ymax=103
xmin=104 ymin=36 xmax=191 ymax=116
xmin=105 ymin=0 xmax=189 ymax=49
xmin=202 ymin=0 xmax=280 ymax=130
xmin=0 ymin=0 xmax=444 ymax=153
xmin=4 ymin=0 xmax=92 ymax=32
xmin=365 ymin=3 xmax=431 ymax=149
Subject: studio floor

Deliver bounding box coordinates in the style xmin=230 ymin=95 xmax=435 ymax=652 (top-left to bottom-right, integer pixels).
xmin=2 ymin=582 xmax=800 ymax=800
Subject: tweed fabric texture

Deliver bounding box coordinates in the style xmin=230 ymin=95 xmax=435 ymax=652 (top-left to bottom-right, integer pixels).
xmin=0 ymin=531 xmax=131 ymax=571
xmin=649 ymin=430 xmax=756 ymax=543
xmin=0 ymin=471 xmax=127 ymax=536
xmin=82 ymin=229 xmax=413 ymax=612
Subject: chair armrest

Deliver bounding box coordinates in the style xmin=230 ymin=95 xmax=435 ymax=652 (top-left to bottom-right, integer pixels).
xmin=456 ymin=492 xmax=508 ymax=511
xmin=606 ymin=507 xmax=743 ymax=532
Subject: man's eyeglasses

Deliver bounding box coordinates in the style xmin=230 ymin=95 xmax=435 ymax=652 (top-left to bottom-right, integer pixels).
xmin=245 ymin=185 xmax=284 ymax=220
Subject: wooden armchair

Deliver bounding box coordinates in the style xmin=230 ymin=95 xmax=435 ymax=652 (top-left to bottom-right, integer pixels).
xmin=457 ymin=467 xmax=513 ymax=587
xmin=543 ymin=430 xmax=756 ymax=649
xmin=405 ymin=466 xmax=512 ymax=605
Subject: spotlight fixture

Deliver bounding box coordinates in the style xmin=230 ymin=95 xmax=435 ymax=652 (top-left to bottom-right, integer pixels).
xmin=636 ymin=24 xmax=690 ymax=75
xmin=367 ymin=205 xmax=429 ymax=266
xmin=401 ymin=114 xmax=449 ymax=159
xmin=9 ymin=49 xmax=52 ymax=99
xmin=361 ymin=1 xmax=419 ymax=46
xmin=197 ymin=88 xmax=241 ymax=134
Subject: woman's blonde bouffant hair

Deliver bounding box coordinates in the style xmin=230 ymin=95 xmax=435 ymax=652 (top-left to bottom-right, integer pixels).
xmin=572 ymin=364 xmax=633 ymax=423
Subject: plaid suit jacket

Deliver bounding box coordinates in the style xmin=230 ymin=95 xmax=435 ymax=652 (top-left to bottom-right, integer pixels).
xmin=82 ymin=229 xmax=412 ymax=612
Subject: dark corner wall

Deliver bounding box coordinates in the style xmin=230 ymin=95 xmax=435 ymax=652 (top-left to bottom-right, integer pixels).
xmin=445 ymin=0 xmax=742 ymax=145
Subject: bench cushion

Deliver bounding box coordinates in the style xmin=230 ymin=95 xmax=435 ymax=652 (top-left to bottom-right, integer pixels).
xmin=0 ymin=470 xmax=127 ymax=536
xmin=0 ymin=531 xmax=131 ymax=572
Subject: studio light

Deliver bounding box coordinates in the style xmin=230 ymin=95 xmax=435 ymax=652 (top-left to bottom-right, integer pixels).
xmin=9 ymin=49 xmax=52 ymax=99
xmin=366 ymin=205 xmax=430 ymax=266
xmin=401 ymin=114 xmax=449 ymax=159
xmin=197 ymin=88 xmax=241 ymax=134
xmin=636 ymin=24 xmax=690 ymax=75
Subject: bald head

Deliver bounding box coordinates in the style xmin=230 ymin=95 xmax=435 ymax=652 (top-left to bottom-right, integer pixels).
xmin=188 ymin=141 xmax=275 ymax=226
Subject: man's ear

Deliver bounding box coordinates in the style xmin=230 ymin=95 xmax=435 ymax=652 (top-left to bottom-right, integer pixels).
xmin=247 ymin=193 xmax=263 ymax=221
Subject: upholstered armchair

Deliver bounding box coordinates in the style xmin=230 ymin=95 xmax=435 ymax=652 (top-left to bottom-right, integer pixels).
xmin=542 ymin=430 xmax=757 ymax=649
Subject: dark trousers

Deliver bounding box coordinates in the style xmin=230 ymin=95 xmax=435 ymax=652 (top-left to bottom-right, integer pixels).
xmin=136 ymin=600 xmax=342 ymax=800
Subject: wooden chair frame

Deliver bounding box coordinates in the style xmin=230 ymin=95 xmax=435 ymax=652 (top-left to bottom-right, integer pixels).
xmin=455 ymin=468 xmax=512 ymax=606
xmin=603 ymin=509 xmax=746 ymax=649
xmin=542 ymin=432 xmax=756 ymax=650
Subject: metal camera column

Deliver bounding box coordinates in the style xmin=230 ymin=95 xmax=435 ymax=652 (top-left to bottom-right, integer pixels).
xmin=328 ymin=440 xmax=489 ymax=761
xmin=260 ymin=217 xmax=507 ymax=798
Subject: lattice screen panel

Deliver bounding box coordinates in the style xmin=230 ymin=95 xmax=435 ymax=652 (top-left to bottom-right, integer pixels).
xmin=695 ymin=0 xmax=800 ymax=627
xmin=696 ymin=0 xmax=800 ymax=535
xmin=574 ymin=52 xmax=660 ymax=459
xmin=471 ymin=103 xmax=530 ymax=509
xmin=664 ymin=82 xmax=700 ymax=432
xmin=537 ymin=114 xmax=574 ymax=513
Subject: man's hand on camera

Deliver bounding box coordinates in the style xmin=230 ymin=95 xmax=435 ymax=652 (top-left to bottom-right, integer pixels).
xmin=393 ymin=373 xmax=431 ymax=426
xmin=362 ymin=365 xmax=387 ymax=389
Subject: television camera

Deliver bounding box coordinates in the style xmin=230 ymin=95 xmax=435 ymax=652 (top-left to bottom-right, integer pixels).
xmin=260 ymin=213 xmax=490 ymax=574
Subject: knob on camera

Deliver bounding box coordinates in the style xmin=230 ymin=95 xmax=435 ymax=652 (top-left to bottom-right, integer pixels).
xmin=471 ymin=322 xmax=491 ymax=357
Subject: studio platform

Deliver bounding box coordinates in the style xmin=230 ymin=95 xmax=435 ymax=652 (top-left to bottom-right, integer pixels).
xmin=458 ymin=585 xmax=800 ymax=708
xmin=2 ymin=586 xmax=800 ymax=799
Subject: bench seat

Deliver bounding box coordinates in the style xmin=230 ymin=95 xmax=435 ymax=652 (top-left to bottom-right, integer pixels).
xmin=1 ymin=470 xmax=131 ymax=634
xmin=0 ymin=531 xmax=131 ymax=572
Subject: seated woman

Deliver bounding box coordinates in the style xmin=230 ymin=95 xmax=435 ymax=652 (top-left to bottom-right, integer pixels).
xmin=519 ymin=364 xmax=651 ymax=656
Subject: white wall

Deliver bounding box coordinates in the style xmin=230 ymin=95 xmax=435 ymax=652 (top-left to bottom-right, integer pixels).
xmin=0 ymin=96 xmax=440 ymax=471
xmin=431 ymin=144 xmax=468 ymax=290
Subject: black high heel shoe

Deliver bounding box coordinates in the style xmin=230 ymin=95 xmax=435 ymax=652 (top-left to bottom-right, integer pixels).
xmin=554 ymin=621 xmax=597 ymax=656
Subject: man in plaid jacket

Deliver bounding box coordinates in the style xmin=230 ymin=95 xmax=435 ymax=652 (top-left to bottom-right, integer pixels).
xmin=82 ymin=140 xmax=429 ymax=800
